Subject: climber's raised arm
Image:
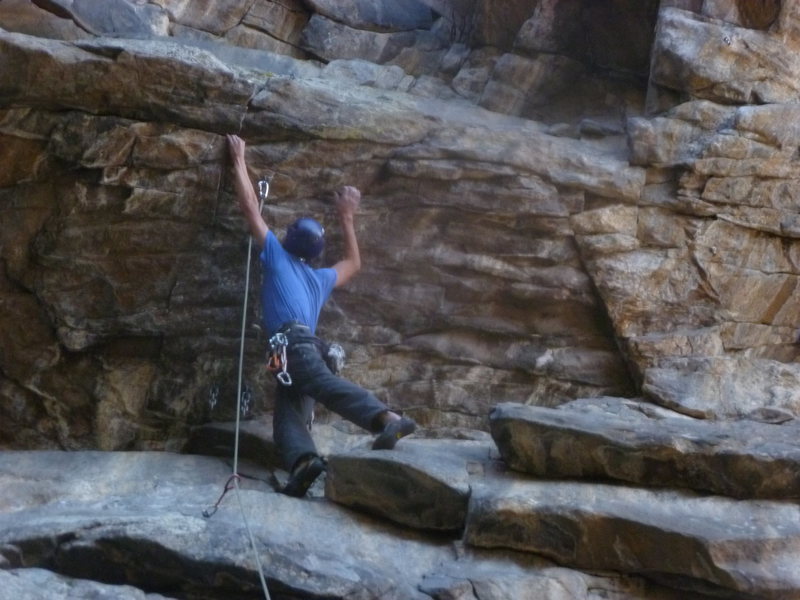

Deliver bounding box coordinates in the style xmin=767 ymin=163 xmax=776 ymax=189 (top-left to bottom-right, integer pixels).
xmin=227 ymin=134 xmax=267 ymax=246
xmin=331 ymin=185 xmax=362 ymax=288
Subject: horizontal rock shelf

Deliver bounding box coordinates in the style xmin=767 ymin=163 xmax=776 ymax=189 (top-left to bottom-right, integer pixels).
xmin=490 ymin=399 xmax=800 ymax=499
xmin=0 ymin=450 xmax=446 ymax=600
xmin=0 ymin=449 xmax=693 ymax=600
xmin=465 ymin=479 xmax=800 ymax=599
xmin=419 ymin=548 xmax=703 ymax=600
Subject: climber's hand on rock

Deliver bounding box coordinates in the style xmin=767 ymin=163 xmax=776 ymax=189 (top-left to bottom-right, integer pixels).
xmin=226 ymin=134 xmax=246 ymax=164
xmin=333 ymin=186 xmax=360 ymax=219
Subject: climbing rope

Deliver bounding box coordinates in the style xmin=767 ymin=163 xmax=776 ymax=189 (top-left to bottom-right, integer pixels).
xmin=204 ymin=174 xmax=272 ymax=600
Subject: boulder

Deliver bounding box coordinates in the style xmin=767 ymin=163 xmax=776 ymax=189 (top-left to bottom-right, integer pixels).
xmin=325 ymin=438 xmax=493 ymax=531
xmin=465 ymin=479 xmax=800 ymax=599
xmin=490 ymin=399 xmax=800 ymax=499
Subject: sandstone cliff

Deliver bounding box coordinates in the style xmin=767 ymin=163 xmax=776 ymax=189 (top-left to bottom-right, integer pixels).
xmin=1 ymin=0 xmax=800 ymax=599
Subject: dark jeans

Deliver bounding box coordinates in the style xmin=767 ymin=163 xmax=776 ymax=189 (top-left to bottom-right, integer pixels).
xmin=273 ymin=323 xmax=388 ymax=471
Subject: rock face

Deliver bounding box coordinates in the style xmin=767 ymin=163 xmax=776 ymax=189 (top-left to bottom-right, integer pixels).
xmin=3 ymin=0 xmax=800 ymax=598
xmin=2 ymin=0 xmax=797 ymax=452
xmin=0 ymin=0 xmax=650 ymax=451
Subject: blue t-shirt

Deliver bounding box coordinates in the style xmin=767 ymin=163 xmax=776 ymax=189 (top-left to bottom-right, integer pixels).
xmin=260 ymin=230 xmax=337 ymax=336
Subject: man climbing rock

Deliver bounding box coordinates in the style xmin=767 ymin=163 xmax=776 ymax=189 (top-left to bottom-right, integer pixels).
xmin=227 ymin=134 xmax=416 ymax=497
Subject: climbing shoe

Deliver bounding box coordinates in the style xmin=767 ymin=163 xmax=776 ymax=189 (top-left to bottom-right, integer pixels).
xmin=372 ymin=416 xmax=417 ymax=450
xmin=283 ymin=455 xmax=325 ymax=497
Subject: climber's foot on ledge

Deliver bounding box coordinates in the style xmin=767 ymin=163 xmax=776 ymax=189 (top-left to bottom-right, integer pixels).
xmin=283 ymin=455 xmax=325 ymax=497
xmin=372 ymin=416 xmax=417 ymax=450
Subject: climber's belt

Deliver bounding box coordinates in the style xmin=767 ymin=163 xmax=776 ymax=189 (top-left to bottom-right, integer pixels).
xmin=266 ymin=321 xmax=345 ymax=381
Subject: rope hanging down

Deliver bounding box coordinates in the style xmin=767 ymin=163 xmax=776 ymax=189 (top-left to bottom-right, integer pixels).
xmin=203 ymin=175 xmax=272 ymax=600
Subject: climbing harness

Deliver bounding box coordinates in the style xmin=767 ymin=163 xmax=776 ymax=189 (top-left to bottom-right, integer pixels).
xmin=266 ymin=332 xmax=292 ymax=386
xmin=203 ymin=173 xmax=272 ymax=600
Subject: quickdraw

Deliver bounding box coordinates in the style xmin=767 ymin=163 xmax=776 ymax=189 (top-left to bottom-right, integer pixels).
xmin=202 ymin=473 xmax=240 ymax=518
xmin=267 ymin=332 xmax=292 ymax=386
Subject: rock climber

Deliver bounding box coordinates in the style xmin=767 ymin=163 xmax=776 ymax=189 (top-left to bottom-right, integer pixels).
xmin=226 ymin=134 xmax=416 ymax=497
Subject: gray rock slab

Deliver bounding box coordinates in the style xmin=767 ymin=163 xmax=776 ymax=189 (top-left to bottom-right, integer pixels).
xmin=246 ymin=73 xmax=645 ymax=201
xmin=304 ymin=0 xmax=433 ymax=31
xmin=0 ymin=450 xmax=698 ymax=600
xmin=0 ymin=450 xmax=236 ymax=512
xmin=643 ymin=356 xmax=800 ymax=420
xmin=300 ymin=13 xmax=415 ymax=63
xmin=465 ymin=479 xmax=800 ymax=599
xmin=419 ymin=547 xmax=716 ymax=600
xmin=651 ymin=8 xmax=800 ymax=104
xmin=490 ymin=400 xmax=800 ymax=499
xmin=0 ymin=451 xmax=448 ymax=599
xmin=183 ymin=37 xmax=323 ymax=79
xmin=326 ymin=438 xmax=497 ymax=531
xmin=55 ymin=0 xmax=169 ymax=38
xmin=321 ymin=58 xmax=413 ymax=90
xmin=413 ymin=124 xmax=645 ymax=202
xmin=0 ymin=568 xmax=174 ymax=599
xmin=0 ymin=31 xmax=254 ymax=133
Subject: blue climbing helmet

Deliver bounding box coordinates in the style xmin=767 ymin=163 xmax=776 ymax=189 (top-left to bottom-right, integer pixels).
xmin=283 ymin=217 xmax=325 ymax=260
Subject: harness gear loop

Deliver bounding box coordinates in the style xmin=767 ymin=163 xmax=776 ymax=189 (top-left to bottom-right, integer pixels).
xmin=267 ymin=332 xmax=292 ymax=386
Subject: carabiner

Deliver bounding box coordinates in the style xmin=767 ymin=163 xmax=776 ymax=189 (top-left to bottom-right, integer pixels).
xmin=258 ymin=178 xmax=269 ymax=203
